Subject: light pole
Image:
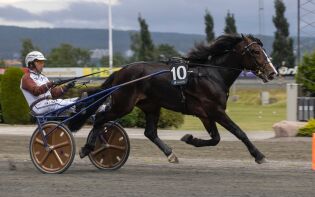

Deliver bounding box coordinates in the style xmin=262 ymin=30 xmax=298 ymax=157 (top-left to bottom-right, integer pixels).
xmin=108 ymin=0 xmax=113 ymax=73
xmin=258 ymin=0 xmax=264 ymax=36
xmin=297 ymin=0 xmax=300 ymax=65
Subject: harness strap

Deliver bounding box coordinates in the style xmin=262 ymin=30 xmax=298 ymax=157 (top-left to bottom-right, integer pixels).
xmin=188 ymin=67 xmax=209 ymax=78
xmin=179 ymin=86 xmax=186 ymax=103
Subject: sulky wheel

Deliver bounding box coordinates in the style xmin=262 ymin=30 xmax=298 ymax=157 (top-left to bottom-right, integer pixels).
xmin=88 ymin=121 xmax=130 ymax=170
xmin=29 ymin=121 xmax=76 ymax=174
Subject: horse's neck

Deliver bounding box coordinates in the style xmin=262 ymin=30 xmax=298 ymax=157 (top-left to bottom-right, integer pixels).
xmin=209 ymin=56 xmax=242 ymax=90
xmin=217 ymin=69 xmax=242 ymax=89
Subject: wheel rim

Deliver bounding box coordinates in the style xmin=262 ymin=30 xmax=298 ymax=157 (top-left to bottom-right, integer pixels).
xmin=31 ymin=124 xmax=74 ymax=173
xmin=89 ymin=125 xmax=128 ymax=169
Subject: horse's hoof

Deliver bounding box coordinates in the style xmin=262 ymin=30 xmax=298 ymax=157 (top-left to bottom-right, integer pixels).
xmin=79 ymin=145 xmax=94 ymax=159
xmin=79 ymin=149 xmax=88 ymax=159
xmin=181 ymin=134 xmax=193 ymax=143
xmin=255 ymin=157 xmax=268 ymax=164
xmin=168 ymin=152 xmax=179 ymax=164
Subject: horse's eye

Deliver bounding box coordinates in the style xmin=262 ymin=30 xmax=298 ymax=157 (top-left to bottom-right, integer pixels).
xmin=252 ymin=50 xmax=260 ymax=55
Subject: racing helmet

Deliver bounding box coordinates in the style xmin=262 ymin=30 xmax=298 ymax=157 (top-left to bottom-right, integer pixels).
xmin=25 ymin=51 xmax=47 ymax=67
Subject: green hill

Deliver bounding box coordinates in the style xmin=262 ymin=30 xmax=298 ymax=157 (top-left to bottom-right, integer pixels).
xmin=0 ymin=25 xmax=204 ymax=59
xmin=0 ymin=25 xmax=314 ymax=61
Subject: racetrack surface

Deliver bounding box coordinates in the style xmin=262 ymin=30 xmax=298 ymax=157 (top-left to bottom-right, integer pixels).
xmin=0 ymin=134 xmax=314 ymax=197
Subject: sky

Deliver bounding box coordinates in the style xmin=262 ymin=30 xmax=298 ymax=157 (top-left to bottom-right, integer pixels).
xmin=0 ymin=0 xmax=311 ymax=36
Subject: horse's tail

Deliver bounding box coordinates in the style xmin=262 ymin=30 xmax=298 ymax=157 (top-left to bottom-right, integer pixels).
xmin=101 ymin=71 xmax=116 ymax=89
xmin=83 ymin=71 xmax=117 ymax=96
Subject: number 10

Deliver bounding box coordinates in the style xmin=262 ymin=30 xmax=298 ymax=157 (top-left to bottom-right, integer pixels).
xmin=171 ymin=65 xmax=187 ymax=81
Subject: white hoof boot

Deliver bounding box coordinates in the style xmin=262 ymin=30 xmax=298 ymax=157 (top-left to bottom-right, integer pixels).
xmin=167 ymin=152 xmax=179 ymax=163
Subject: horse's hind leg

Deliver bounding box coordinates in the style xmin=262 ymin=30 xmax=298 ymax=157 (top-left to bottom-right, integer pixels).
xmin=79 ymin=111 xmax=119 ymax=158
xmin=181 ymin=118 xmax=221 ymax=147
xmin=79 ymin=99 xmax=135 ymax=158
xmin=141 ymin=108 xmax=179 ymax=163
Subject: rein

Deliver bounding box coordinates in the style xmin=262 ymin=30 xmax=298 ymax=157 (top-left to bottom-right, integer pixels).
xmin=186 ymin=62 xmax=244 ymax=72
xmin=185 ymin=40 xmax=267 ymax=74
xmin=52 ymin=70 xmax=107 ymax=87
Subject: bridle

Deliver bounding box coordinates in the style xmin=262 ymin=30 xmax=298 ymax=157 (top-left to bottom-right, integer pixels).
xmin=240 ymin=40 xmax=273 ymax=78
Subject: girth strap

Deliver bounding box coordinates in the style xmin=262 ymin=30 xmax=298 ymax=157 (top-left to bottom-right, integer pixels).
xmin=179 ymin=86 xmax=186 ymax=103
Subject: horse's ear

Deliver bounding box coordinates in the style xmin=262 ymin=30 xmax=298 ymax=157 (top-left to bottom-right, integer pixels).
xmin=241 ymin=33 xmax=245 ymax=40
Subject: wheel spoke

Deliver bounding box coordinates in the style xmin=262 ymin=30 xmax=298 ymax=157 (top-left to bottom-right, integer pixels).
xmin=108 ymin=131 xmax=116 ymax=144
xmin=35 ymin=138 xmax=46 ymax=146
xmin=91 ymin=145 xmax=106 ymax=156
xmin=38 ymin=151 xmax=50 ymax=165
xmin=108 ymin=145 xmax=125 ymax=151
xmin=53 ymin=150 xmax=64 ymax=166
xmin=99 ymin=134 xmax=108 ymax=144
xmin=53 ymin=141 xmax=70 ymax=150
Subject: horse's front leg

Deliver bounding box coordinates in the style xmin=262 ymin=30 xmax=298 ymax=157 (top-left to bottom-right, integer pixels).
xmin=181 ymin=118 xmax=221 ymax=147
xmin=143 ymin=110 xmax=179 ymax=163
xmin=215 ymin=110 xmax=267 ymax=164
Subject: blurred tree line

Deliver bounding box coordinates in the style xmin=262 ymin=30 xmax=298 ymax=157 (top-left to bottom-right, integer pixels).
xmin=296 ymin=50 xmax=315 ymax=95
xmin=271 ymin=0 xmax=294 ymax=68
xmin=18 ymin=0 xmax=295 ymax=69
xmin=20 ymin=39 xmax=93 ymax=67
xmin=224 ymin=11 xmax=237 ymax=34
xmin=130 ymin=15 xmax=180 ymax=62
xmin=18 ymin=9 xmax=232 ymax=67
xmin=0 ymin=60 xmax=5 ymax=68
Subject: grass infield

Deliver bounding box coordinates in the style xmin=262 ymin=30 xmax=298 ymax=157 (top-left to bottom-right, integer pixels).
xmin=178 ymin=89 xmax=286 ymax=131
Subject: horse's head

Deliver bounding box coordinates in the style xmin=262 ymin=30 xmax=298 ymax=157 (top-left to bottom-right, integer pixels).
xmin=236 ymin=34 xmax=278 ymax=83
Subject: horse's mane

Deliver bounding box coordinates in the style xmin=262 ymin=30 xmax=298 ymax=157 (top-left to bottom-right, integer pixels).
xmin=186 ymin=34 xmax=263 ymax=63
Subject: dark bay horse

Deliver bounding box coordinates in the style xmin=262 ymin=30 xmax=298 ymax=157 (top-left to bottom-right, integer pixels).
xmin=69 ymin=34 xmax=278 ymax=164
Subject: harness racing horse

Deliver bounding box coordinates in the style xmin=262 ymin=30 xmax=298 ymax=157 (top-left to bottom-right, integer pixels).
xmin=68 ymin=34 xmax=278 ymax=164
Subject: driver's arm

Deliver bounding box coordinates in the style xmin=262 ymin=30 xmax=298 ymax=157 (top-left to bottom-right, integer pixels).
xmin=21 ymin=73 xmax=53 ymax=96
xmin=51 ymin=86 xmax=65 ymax=98
xmin=51 ymin=82 xmax=75 ymax=98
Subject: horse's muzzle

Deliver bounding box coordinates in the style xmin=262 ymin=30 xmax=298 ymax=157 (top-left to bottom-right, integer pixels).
xmin=267 ymin=72 xmax=277 ymax=81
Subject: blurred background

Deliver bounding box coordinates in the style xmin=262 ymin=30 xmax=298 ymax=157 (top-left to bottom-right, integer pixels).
xmin=0 ymin=0 xmax=314 ymax=135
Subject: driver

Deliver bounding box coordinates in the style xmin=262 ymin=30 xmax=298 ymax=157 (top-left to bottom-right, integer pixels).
xmin=20 ymin=51 xmax=77 ymax=115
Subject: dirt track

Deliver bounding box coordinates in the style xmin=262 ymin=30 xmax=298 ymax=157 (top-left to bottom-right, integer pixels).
xmin=0 ymin=135 xmax=314 ymax=197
